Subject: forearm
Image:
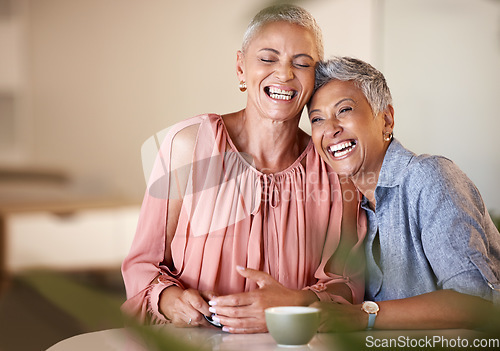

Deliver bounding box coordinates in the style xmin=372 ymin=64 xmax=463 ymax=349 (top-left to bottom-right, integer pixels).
xmin=372 ymin=290 xmax=492 ymax=330
xmin=315 ymin=289 xmax=494 ymax=333
xmin=295 ymin=288 xmax=320 ymax=306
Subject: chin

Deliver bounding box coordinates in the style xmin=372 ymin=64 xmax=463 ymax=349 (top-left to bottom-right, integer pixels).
xmin=327 ymin=163 xmax=357 ymax=179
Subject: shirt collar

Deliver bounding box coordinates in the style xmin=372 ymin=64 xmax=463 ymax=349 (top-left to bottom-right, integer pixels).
xmin=376 ymin=138 xmax=415 ymax=188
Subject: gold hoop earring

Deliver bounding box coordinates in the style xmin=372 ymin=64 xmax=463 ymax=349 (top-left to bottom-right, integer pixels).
xmin=383 ymin=132 xmax=393 ymax=142
xmin=239 ymin=81 xmax=247 ymax=92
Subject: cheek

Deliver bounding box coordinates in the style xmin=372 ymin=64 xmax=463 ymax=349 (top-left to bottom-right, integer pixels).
xmin=298 ymin=71 xmax=315 ymax=91
xmin=310 ymin=128 xmax=323 ymax=150
xmin=246 ymin=65 xmax=269 ymax=84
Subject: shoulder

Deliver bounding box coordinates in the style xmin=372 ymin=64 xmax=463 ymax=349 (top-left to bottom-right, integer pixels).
xmin=166 ymin=113 xmax=220 ymax=142
xmin=163 ymin=114 xmax=222 ymax=168
xmin=382 ymin=140 xmax=456 ymax=182
xmin=407 ymin=154 xmax=456 ymax=181
xmin=379 ymin=141 xmax=480 ymax=205
xmin=164 ymin=113 xmax=223 ymax=143
xmin=401 ymin=152 xmax=484 ymax=212
xmin=405 ymin=153 xmax=470 ymax=190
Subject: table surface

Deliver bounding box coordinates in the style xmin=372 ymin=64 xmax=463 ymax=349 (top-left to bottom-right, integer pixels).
xmin=45 ymin=325 xmax=490 ymax=351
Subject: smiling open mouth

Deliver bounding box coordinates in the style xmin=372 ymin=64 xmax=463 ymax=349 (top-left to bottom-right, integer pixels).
xmin=264 ymin=86 xmax=297 ymax=101
xmin=328 ymin=140 xmax=357 ymax=158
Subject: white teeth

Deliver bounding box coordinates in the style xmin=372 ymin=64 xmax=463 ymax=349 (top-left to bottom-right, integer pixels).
xmin=329 ymin=141 xmax=353 ymax=152
xmin=328 ymin=141 xmax=356 ymax=158
xmin=269 ymin=87 xmax=294 ymax=96
xmin=267 ymin=87 xmax=295 ymax=100
xmin=270 ymin=93 xmax=292 ymax=100
xmin=334 ymin=148 xmax=351 ymax=158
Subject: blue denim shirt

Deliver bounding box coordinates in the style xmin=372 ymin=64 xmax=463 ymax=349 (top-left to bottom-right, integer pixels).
xmin=363 ymin=139 xmax=500 ymax=304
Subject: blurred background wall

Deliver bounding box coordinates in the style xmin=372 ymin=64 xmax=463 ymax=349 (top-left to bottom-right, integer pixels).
xmin=1 ymin=0 xmax=496 ymax=207
xmin=1 ymin=0 xmax=499 ymax=274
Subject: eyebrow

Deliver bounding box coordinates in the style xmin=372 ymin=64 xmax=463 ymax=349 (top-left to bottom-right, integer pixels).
xmin=308 ymin=98 xmax=356 ymax=116
xmin=258 ymin=48 xmax=314 ymax=61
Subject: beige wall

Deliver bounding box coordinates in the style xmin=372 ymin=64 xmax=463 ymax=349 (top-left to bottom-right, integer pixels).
xmin=381 ymin=0 xmax=500 ymax=212
xmin=27 ymin=0 xmax=248 ymax=200
xmin=24 ymin=0 xmax=377 ymax=201
xmin=16 ymin=0 xmax=500 ymax=211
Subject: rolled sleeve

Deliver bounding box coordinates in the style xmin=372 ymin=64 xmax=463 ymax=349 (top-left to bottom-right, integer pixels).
xmin=442 ymin=269 xmax=494 ymax=301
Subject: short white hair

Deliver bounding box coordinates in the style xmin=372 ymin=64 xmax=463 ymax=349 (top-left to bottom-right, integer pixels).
xmin=242 ymin=4 xmax=324 ymax=59
xmin=315 ymin=56 xmax=392 ymax=115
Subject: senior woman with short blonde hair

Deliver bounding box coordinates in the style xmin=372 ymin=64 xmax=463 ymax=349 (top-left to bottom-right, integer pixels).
xmin=122 ymin=6 xmax=365 ymax=334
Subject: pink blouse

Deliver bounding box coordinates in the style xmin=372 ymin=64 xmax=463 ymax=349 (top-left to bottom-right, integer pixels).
xmin=121 ymin=114 xmax=366 ymax=322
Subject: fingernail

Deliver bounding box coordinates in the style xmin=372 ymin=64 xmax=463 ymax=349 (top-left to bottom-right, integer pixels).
xmin=222 ymin=326 xmax=230 ymax=333
xmin=212 ymin=315 xmax=221 ymax=323
xmin=209 ymin=307 xmax=216 ymax=314
xmin=208 ymin=300 xmax=217 ymax=306
xmin=236 ymin=265 xmax=245 ymax=271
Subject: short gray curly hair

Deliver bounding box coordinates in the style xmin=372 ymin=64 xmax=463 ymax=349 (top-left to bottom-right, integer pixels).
xmin=315 ymin=57 xmax=392 ymax=115
xmin=242 ymin=4 xmax=324 ymax=60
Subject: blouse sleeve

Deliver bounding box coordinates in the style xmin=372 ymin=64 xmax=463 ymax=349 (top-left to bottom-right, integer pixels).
xmin=121 ymin=118 xmax=201 ymax=323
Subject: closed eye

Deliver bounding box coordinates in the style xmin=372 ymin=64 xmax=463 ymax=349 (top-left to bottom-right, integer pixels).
xmin=338 ymin=107 xmax=352 ymax=115
xmin=293 ymin=63 xmax=311 ymax=68
xmin=310 ymin=116 xmax=323 ymax=124
xmin=260 ymin=58 xmax=276 ymax=63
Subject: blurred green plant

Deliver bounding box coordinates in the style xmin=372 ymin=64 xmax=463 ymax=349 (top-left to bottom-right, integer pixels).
xmin=20 ymin=270 xmax=123 ymax=329
xmin=18 ymin=270 xmax=204 ymax=351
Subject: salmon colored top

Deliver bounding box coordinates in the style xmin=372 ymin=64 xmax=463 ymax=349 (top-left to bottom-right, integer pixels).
xmin=121 ymin=114 xmax=366 ymax=322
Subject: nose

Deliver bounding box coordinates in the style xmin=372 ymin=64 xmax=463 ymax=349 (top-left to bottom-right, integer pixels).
xmin=275 ymin=62 xmax=294 ymax=82
xmin=324 ymin=119 xmax=342 ymax=138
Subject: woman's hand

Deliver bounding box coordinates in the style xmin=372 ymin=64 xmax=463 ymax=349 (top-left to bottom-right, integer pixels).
xmin=159 ymin=286 xmax=215 ymax=327
xmin=207 ymin=267 xmax=318 ymax=334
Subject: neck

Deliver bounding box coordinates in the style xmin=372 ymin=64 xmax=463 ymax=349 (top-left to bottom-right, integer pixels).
xmin=351 ymin=172 xmax=379 ymax=210
xmin=225 ymin=109 xmax=306 ymax=173
xmin=351 ymin=142 xmax=392 ymax=210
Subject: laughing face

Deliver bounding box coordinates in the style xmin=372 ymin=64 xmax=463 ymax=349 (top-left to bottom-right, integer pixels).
xmin=237 ymin=21 xmax=318 ymax=122
xmin=309 ymin=80 xmax=394 ymax=181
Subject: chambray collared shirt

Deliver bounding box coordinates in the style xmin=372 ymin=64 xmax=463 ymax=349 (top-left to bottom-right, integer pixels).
xmin=362 ymin=139 xmax=500 ymax=304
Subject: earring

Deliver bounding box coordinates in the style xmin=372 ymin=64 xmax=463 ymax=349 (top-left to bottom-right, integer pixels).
xmin=383 ymin=131 xmax=393 ymax=142
xmin=239 ymin=81 xmax=247 ymax=92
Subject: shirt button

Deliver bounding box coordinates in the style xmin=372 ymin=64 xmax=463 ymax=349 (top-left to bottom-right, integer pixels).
xmin=487 ymin=281 xmax=500 ymax=291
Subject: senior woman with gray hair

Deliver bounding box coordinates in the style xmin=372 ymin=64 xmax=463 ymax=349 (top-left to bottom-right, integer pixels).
xmin=308 ymin=56 xmax=500 ymax=330
xmin=122 ymin=6 xmax=365 ymax=334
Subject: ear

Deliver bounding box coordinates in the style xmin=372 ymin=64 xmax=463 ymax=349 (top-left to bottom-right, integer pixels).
xmin=236 ymin=50 xmax=245 ymax=82
xmin=383 ymin=105 xmax=395 ymax=133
